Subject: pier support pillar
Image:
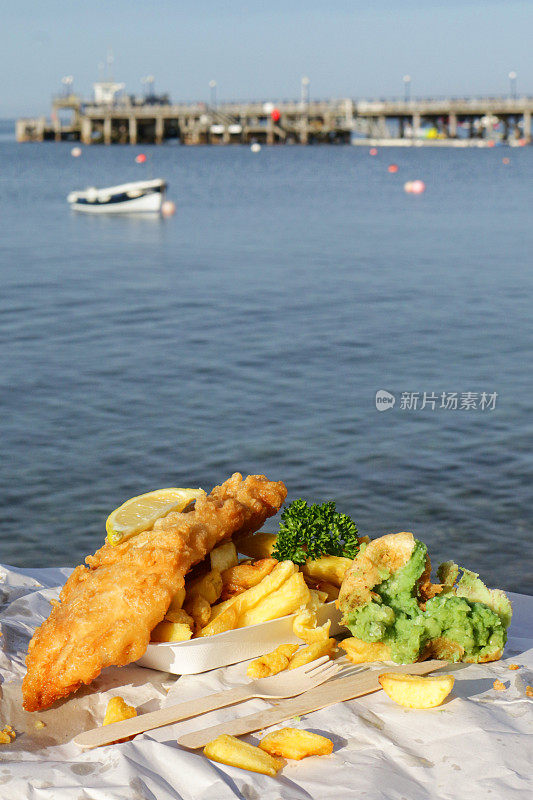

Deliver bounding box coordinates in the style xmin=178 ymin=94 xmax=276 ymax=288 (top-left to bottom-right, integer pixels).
xmin=103 ymin=117 xmax=112 ymax=145
xmin=300 ymin=117 xmax=309 ymax=145
xmin=448 ymin=113 xmax=457 ymax=138
xmin=412 ymin=113 xmax=421 ymax=138
xmin=523 ymin=111 xmax=531 ymax=141
xmin=266 ymin=117 xmax=274 ymax=145
xmin=503 ymin=117 xmax=510 ymax=142
xmin=129 ymin=117 xmax=138 ymax=145
xmin=155 ymin=116 xmax=164 ymax=144
xmin=80 ymin=117 xmax=93 ymax=144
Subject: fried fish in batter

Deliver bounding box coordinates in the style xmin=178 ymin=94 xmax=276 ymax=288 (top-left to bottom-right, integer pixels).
xmin=23 ymin=473 xmax=286 ymax=711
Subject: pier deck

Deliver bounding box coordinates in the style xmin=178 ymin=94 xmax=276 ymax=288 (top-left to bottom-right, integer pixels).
xmin=16 ymin=96 xmax=533 ymax=145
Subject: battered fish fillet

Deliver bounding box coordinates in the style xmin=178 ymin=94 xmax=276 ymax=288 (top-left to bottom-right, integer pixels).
xmin=23 ymin=473 xmax=286 ymax=711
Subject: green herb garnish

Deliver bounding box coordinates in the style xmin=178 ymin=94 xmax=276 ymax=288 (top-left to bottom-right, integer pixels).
xmin=272 ymin=499 xmax=359 ymax=564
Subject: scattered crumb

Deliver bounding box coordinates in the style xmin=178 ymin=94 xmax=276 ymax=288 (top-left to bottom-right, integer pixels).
xmin=526 ymin=686 xmax=533 ymax=698
xmin=35 ymin=720 xmax=46 ymax=730
xmin=493 ymin=679 xmax=506 ymax=691
xmin=508 ymin=664 xmax=520 ymax=670
xmin=0 ymin=725 xmax=16 ymax=745
xmin=103 ymin=697 xmax=137 ymax=726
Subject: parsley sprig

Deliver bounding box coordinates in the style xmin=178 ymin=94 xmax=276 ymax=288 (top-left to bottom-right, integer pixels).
xmin=271 ymin=499 xmax=359 ymax=564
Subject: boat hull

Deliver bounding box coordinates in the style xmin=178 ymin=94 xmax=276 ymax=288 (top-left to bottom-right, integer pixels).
xmin=67 ymin=179 xmax=166 ymax=214
xmin=70 ymin=191 xmax=163 ymax=214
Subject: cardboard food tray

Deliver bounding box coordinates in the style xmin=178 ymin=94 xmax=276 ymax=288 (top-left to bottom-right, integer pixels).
xmin=137 ymin=601 xmax=342 ymax=675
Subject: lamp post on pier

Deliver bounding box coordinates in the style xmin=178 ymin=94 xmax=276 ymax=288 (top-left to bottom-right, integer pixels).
xmin=61 ymin=75 xmax=74 ymax=98
xmin=301 ymin=76 xmax=310 ymax=107
xmin=508 ymin=71 xmax=517 ymax=100
xmin=209 ymin=80 xmax=217 ymax=108
xmin=141 ymin=76 xmax=155 ymax=100
xmin=403 ymin=75 xmax=411 ymax=103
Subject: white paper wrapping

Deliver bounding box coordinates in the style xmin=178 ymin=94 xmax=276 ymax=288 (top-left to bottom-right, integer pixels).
xmin=1 ymin=563 xmax=531 ymax=800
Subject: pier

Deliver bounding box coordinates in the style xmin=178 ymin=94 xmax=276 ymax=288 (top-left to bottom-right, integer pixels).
xmin=17 ymin=94 xmax=533 ymax=146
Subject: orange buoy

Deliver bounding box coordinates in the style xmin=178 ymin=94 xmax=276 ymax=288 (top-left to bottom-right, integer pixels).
xmin=502 ymin=157 xmax=510 ymax=164
xmin=161 ymin=200 xmax=176 ymax=217
xmin=135 ymin=153 xmax=147 ymax=164
xmin=411 ymin=179 xmax=426 ymax=194
xmin=369 ymin=148 xmax=378 ymax=156
xmin=388 ymin=164 xmax=398 ymax=173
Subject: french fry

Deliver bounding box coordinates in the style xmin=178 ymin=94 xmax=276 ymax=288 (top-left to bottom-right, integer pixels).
xmin=292 ymin=608 xmax=331 ymax=644
xmin=210 ymin=560 xmax=297 ymax=620
xmin=247 ymin=644 xmax=298 ymax=678
xmin=197 ymin=605 xmax=239 ymax=637
xmin=238 ymin=572 xmax=310 ymax=628
xmin=340 ymin=637 xmax=391 ymax=664
xmin=150 ymin=621 xmax=193 ymax=642
xmin=288 ymin=638 xmax=336 ymax=670
xmin=221 ymin=558 xmax=278 ymax=600
xmin=234 ymin=531 xmax=278 ymax=561
xmin=204 ymin=734 xmax=284 ymax=776
xmin=316 ymin=581 xmax=339 ymax=601
xmin=210 ymin=541 xmax=239 ymax=573
xmin=301 ymin=556 xmax=352 ymax=588
xmin=307 ymin=589 xmax=323 ymax=614
xmin=259 ymin=728 xmax=333 ymax=760
xmin=167 ymin=587 xmax=186 ymax=613
xmin=186 ymin=569 xmax=223 ymax=605
xmin=103 ymin=697 xmax=137 ymax=726
xmin=164 ymin=608 xmax=195 ymax=627
xmin=378 ymin=673 xmax=455 ymax=709
xmin=184 ymin=594 xmax=212 ymax=631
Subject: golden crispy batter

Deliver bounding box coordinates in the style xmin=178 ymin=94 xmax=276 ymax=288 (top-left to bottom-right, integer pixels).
xmin=417 ymin=555 xmax=444 ymax=606
xmin=338 ymin=532 xmax=416 ymax=611
xmin=220 ymin=558 xmax=278 ymax=600
xmin=22 ymin=473 xmax=286 ymax=711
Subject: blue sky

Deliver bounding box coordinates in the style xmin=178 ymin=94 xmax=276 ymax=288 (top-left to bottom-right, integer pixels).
xmin=2 ymin=1 xmax=531 ymax=115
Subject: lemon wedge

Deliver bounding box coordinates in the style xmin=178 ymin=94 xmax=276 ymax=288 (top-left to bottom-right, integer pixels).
xmin=106 ymin=488 xmax=205 ymax=546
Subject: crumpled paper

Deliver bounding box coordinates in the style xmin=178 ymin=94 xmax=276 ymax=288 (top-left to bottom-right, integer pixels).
xmin=1 ymin=563 xmax=531 ymax=800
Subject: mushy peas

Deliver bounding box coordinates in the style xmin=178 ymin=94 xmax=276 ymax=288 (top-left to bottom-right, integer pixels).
xmin=338 ymin=533 xmax=511 ymax=663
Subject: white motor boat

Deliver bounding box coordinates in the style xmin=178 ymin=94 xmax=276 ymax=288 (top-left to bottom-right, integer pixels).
xmin=67 ymin=179 xmax=166 ymax=213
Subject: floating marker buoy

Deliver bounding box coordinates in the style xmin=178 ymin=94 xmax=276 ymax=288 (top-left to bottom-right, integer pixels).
xmin=369 ymin=148 xmax=378 ymax=156
xmin=251 ymin=143 xmax=261 ymax=153
xmin=161 ymin=200 xmax=176 ymax=217
xmin=271 ymin=108 xmax=281 ymax=122
xmin=404 ymin=181 xmax=414 ymax=193
xmin=135 ymin=153 xmax=147 ymax=163
xmin=502 ymin=157 xmax=510 ymax=164
xmin=411 ymin=180 xmax=426 ymax=194
xmin=487 ymin=140 xmax=495 ymax=148
xmin=71 ymin=146 xmax=82 ymax=157
xmin=388 ymin=164 xmax=398 ymax=173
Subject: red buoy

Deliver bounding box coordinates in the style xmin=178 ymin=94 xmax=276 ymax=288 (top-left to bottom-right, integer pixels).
xmin=502 ymin=157 xmax=510 ymax=164
xmin=388 ymin=164 xmax=398 ymax=173
xmin=369 ymin=148 xmax=378 ymax=156
xmin=135 ymin=153 xmax=147 ymax=164
xmin=271 ymin=108 xmax=281 ymax=123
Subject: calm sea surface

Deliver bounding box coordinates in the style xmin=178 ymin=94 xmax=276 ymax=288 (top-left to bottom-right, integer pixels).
xmin=1 ymin=122 xmax=531 ymax=593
